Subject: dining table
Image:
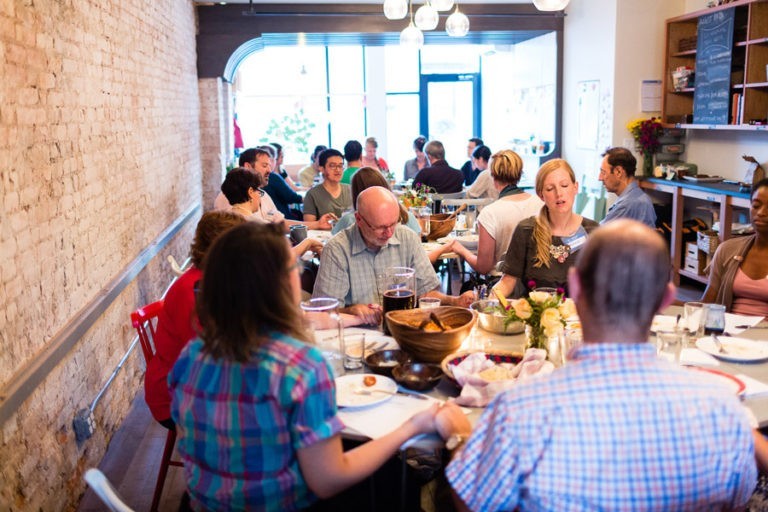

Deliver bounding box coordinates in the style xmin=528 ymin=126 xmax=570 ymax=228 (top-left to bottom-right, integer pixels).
xmin=315 ymin=305 xmax=768 ymax=442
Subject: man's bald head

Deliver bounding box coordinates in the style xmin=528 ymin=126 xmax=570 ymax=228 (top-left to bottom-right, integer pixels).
xmin=570 ymin=220 xmax=673 ymax=338
xmin=356 ymin=186 xmax=401 ymax=249
xmin=357 ymin=186 xmax=398 ymax=217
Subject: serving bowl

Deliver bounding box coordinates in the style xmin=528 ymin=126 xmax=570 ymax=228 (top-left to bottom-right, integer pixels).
xmin=426 ymin=213 xmax=457 ymax=241
xmin=470 ymin=299 xmax=524 ymax=335
xmin=364 ymin=349 xmax=412 ymax=378
xmin=385 ymin=306 xmax=477 ymax=363
xmin=392 ymin=362 xmax=444 ymax=391
xmin=440 ymin=349 xmax=524 ymax=382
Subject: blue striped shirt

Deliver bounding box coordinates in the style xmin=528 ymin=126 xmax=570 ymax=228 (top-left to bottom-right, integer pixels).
xmin=446 ymin=343 xmax=756 ymax=511
xmin=169 ymin=333 xmax=343 ymax=511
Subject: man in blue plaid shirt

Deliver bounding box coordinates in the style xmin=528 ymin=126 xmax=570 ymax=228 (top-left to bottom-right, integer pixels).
xmin=436 ymin=219 xmax=757 ymax=511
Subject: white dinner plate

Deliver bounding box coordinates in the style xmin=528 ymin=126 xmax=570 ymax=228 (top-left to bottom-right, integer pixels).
xmin=335 ymin=374 xmax=397 ymax=408
xmin=455 ymin=234 xmax=479 ymax=250
xmin=307 ymin=230 xmax=332 ymax=243
xmin=695 ymin=336 xmax=768 ymax=363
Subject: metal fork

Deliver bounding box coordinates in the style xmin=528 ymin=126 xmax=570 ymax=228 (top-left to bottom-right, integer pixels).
xmin=712 ymin=333 xmax=728 ymax=354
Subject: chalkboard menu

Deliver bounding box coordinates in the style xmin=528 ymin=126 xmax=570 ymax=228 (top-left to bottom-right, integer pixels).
xmin=693 ymin=8 xmax=735 ymax=125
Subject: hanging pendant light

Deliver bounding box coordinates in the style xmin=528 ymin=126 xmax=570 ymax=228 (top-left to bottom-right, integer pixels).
xmin=431 ymin=0 xmax=454 ymax=12
xmin=532 ymin=0 xmax=570 ymax=11
xmin=445 ymin=5 xmax=469 ymax=37
xmin=383 ymin=0 xmax=408 ymax=20
xmin=400 ymin=21 xmax=424 ymax=48
xmin=414 ymin=2 xmax=439 ymax=31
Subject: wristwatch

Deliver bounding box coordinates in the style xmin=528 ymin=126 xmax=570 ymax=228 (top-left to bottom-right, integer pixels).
xmin=445 ymin=433 xmax=468 ymax=452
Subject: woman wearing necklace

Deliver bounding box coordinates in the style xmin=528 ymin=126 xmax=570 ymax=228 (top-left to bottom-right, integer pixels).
xmin=452 ymin=150 xmax=544 ymax=275
xmin=492 ymin=158 xmax=598 ymax=298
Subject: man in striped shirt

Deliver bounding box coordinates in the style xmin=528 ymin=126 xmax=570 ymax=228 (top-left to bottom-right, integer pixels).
xmin=436 ymin=219 xmax=757 ymax=511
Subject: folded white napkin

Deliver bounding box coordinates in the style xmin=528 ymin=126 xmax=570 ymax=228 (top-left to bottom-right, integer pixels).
xmin=681 ymin=348 xmax=720 ymax=367
xmin=734 ymin=373 xmax=768 ymax=398
xmin=725 ymin=313 xmax=765 ymax=336
xmin=449 ymin=349 xmax=554 ymax=407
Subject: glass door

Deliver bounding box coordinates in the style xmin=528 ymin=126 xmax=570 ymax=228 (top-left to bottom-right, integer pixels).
xmin=420 ymin=73 xmax=480 ymax=169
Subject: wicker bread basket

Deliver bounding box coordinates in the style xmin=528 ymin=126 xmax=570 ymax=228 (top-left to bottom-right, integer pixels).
xmin=697 ymin=229 xmax=719 ymax=255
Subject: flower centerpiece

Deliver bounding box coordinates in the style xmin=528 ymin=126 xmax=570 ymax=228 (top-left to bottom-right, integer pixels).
xmin=496 ymin=283 xmax=576 ymax=351
xmin=400 ymin=182 xmax=434 ymax=209
xmin=626 ymin=117 xmax=664 ymax=176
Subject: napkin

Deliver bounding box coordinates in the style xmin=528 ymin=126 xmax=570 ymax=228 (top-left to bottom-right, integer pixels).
xmin=680 ymin=348 xmax=720 ymax=367
xmin=651 ymin=315 xmax=678 ymax=333
xmin=734 ymin=373 xmax=768 ymax=398
xmin=450 ymin=349 xmax=554 ymax=407
xmin=338 ymin=394 xmax=441 ymax=440
xmin=725 ymin=313 xmax=765 ymax=336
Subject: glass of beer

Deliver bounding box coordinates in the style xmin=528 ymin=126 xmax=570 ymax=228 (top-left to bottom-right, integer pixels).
xmin=378 ymin=267 xmax=416 ymax=335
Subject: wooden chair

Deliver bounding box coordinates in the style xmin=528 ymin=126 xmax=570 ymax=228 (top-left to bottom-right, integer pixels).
xmin=130 ymin=300 xmax=183 ymax=512
xmin=84 ymin=468 xmax=135 ymax=512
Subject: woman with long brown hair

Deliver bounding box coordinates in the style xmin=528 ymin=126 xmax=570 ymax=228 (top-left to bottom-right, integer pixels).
xmin=492 ymin=158 xmax=598 ymax=297
xmin=169 ymin=222 xmax=437 ymax=510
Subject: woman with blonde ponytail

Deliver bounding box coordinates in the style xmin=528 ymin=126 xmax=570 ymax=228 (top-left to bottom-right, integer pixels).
xmin=492 ymin=159 xmax=598 ymax=298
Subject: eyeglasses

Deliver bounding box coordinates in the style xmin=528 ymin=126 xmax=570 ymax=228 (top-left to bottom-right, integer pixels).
xmin=359 ymin=213 xmax=398 ymax=234
xmin=250 ymin=187 xmax=265 ymax=197
xmin=325 ymin=163 xmax=345 ymax=170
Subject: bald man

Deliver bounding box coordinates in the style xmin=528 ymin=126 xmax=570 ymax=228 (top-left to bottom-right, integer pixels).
xmin=436 ymin=220 xmax=756 ymax=511
xmin=313 ymin=186 xmax=474 ymax=325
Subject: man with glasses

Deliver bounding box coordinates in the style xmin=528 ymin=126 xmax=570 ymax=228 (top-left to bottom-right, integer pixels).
xmin=314 ymin=186 xmax=474 ymax=325
xmin=598 ymin=147 xmax=656 ymax=227
xmin=304 ymin=148 xmax=353 ymax=224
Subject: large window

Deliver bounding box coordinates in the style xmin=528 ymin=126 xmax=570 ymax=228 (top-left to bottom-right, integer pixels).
xmin=234 ymin=36 xmax=558 ymax=173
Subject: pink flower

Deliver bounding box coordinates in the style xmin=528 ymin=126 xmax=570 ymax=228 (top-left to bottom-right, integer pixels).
xmin=527 ymin=280 xmax=537 ymax=289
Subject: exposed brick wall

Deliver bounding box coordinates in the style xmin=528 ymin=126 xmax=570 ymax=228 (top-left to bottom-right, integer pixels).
xmin=0 ymin=0 xmax=202 ymax=509
xmin=199 ymin=78 xmax=232 ymax=211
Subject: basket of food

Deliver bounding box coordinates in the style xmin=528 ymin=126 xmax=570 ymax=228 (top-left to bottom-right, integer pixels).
xmin=426 ymin=213 xmax=456 ymax=241
xmin=385 ymin=306 xmax=476 ymax=363
xmin=441 ymin=350 xmax=524 ymax=382
xmin=697 ymin=229 xmax=719 ymax=255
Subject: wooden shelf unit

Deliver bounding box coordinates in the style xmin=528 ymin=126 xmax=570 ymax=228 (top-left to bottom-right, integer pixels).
xmin=639 ymin=178 xmax=751 ymax=285
xmin=662 ymin=0 xmax=768 ymax=129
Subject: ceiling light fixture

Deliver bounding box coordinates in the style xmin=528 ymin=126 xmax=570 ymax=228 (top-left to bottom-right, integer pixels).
xmin=431 ymin=0 xmax=455 ymax=12
xmin=400 ymin=0 xmax=424 ymax=49
xmin=383 ymin=0 xmax=408 ymax=20
xmin=445 ymin=5 xmax=469 ymax=37
xmin=414 ymin=2 xmax=439 ymax=31
xmin=532 ymin=0 xmax=570 ymax=11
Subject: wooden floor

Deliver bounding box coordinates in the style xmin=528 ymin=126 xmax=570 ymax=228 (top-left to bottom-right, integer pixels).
xmin=76 ymin=264 xmax=705 ymax=511
xmin=77 ymin=391 xmax=187 ymax=512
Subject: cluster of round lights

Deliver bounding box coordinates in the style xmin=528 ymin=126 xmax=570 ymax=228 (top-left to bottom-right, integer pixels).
xmin=384 ymin=0 xmax=470 ymax=49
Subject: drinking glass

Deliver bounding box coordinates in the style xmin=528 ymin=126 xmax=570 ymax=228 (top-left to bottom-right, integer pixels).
xmin=301 ymin=298 xmax=344 ymax=370
xmin=342 ymin=333 xmax=364 ymax=370
xmin=559 ymin=325 xmax=583 ymax=366
xmin=410 ymin=207 xmax=430 ymax=240
xmin=418 ymin=297 xmax=441 ymax=309
xmin=683 ymin=301 xmax=704 ymax=338
xmin=656 ymin=329 xmax=685 ymax=364
xmin=703 ymin=303 xmax=726 ymax=337
xmin=377 ymin=267 xmax=416 ymax=336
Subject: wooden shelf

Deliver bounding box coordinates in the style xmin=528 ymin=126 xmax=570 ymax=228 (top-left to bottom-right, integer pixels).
xmin=744 ymin=82 xmax=768 ymax=88
xmin=679 ymin=269 xmax=708 ymax=284
xmin=672 ymin=50 xmax=697 ymax=57
xmin=671 ymin=88 xmax=695 ymax=93
xmin=662 ymin=122 xmax=768 ymax=131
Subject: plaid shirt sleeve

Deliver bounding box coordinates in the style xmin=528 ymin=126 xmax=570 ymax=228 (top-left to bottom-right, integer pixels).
xmin=289 ymin=352 xmax=344 ymax=450
xmin=446 ymin=395 xmax=524 ymax=511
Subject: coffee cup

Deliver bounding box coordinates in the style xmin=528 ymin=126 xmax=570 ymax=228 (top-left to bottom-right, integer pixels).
xmin=289 ymin=225 xmax=308 ymax=245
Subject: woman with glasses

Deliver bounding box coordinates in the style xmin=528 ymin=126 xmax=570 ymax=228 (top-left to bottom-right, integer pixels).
xmin=303 ymin=148 xmax=352 ymax=223
xmin=169 ymin=222 xmax=438 ymax=510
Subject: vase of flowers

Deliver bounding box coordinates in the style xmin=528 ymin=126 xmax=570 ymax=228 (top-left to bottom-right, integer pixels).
xmin=497 ymin=284 xmax=576 ymax=352
xmin=626 ymin=117 xmax=663 ymax=177
xmin=400 ymin=183 xmax=434 ymax=209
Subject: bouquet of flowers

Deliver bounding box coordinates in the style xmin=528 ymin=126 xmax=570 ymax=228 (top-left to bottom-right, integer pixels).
xmin=496 ymin=283 xmax=576 ymax=351
xmin=400 ymin=183 xmax=434 ymax=209
xmin=626 ymin=117 xmax=664 ymax=154
xmin=627 ymin=117 xmax=664 ymax=175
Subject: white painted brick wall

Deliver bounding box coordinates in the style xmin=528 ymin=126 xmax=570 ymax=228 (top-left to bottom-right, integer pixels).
xmin=0 ymin=0 xmax=202 ymax=508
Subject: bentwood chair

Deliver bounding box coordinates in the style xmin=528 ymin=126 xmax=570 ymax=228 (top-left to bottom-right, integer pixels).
xmin=130 ymin=300 xmax=183 ymax=512
xmin=84 ymin=468 xmax=135 ymax=512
